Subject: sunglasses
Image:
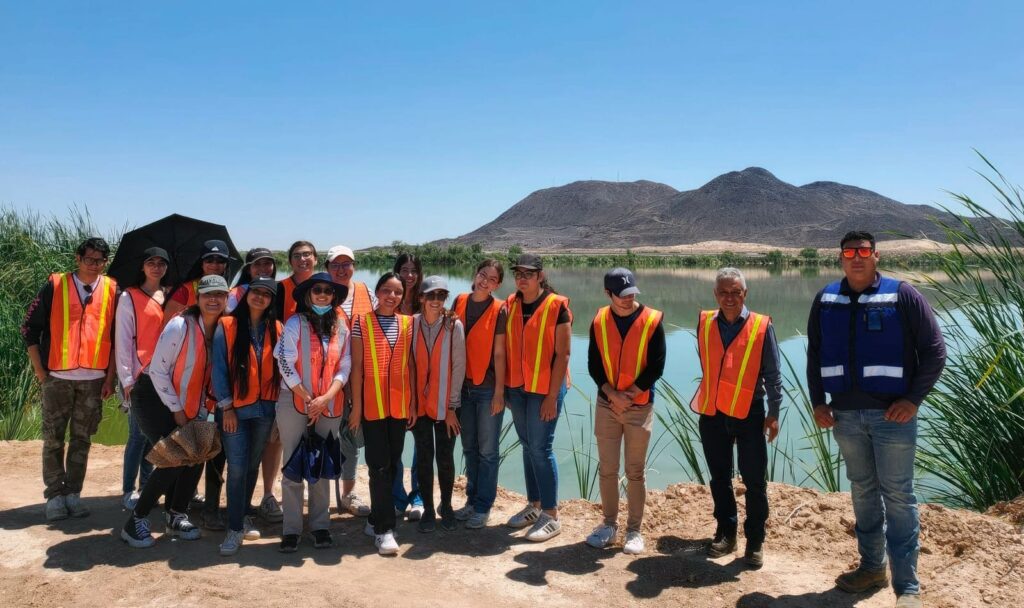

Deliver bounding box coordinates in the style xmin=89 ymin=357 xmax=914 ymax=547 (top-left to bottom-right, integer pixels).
xmin=423 ymin=291 xmax=449 ymax=301
xmin=310 ymin=285 xmax=335 ymax=296
xmin=513 ymin=270 xmax=538 ymax=280
xmin=841 ymin=247 xmax=875 ymax=259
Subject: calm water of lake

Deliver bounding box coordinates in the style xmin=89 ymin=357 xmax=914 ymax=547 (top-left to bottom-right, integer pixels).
xmin=95 ymin=266 xmax=949 ymax=500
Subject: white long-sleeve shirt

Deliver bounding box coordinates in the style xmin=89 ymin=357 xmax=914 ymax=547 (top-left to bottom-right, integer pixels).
xmin=113 ymin=290 xmax=165 ymax=390
xmin=148 ymin=314 xmax=213 ymax=413
xmin=275 ymin=314 xmax=351 ymax=392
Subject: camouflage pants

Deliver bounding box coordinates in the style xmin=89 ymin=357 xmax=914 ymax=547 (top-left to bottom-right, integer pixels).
xmin=40 ymin=376 xmax=104 ymax=499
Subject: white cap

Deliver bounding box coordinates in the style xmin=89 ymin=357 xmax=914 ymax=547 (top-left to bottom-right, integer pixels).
xmin=326 ymin=245 xmax=355 ymax=262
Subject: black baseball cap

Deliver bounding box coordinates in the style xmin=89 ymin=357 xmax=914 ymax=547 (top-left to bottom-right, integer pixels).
xmin=201 ymin=239 xmax=230 ymax=260
xmin=513 ymin=253 xmax=543 ymax=271
xmin=245 ymin=248 xmax=274 ymax=264
xmin=604 ymin=267 xmax=640 ymax=297
xmin=248 ymin=277 xmax=278 ymax=296
xmin=143 ymin=247 xmax=170 ymax=264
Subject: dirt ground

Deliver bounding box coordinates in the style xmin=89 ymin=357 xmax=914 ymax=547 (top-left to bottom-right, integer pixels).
xmin=1 ymin=442 xmax=1021 ymax=608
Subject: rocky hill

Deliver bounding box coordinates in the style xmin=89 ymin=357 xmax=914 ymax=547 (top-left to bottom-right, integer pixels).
xmin=444 ymin=168 xmax=979 ymax=249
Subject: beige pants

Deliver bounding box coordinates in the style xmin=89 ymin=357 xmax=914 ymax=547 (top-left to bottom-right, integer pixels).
xmin=276 ymin=393 xmax=342 ymax=536
xmin=594 ymin=398 xmax=653 ymax=533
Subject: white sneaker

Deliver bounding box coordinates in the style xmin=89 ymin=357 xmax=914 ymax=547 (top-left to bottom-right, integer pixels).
xmin=45 ymin=495 xmax=68 ymax=522
xmin=258 ymin=495 xmax=283 ymax=523
xmin=585 ymin=524 xmax=617 ymax=549
xmin=243 ymin=516 xmax=260 ymax=541
xmin=340 ymin=493 xmax=371 ymax=517
xmin=219 ymin=529 xmax=244 ymax=556
xmin=465 ymin=510 xmax=490 ymax=530
xmin=505 ymin=504 xmax=541 ymax=529
xmin=623 ymin=531 xmax=645 ymax=555
xmin=454 ymin=503 xmax=474 ymax=521
xmin=375 ymin=531 xmax=399 ymax=555
xmin=525 ymin=512 xmax=562 ymax=542
xmin=407 ymin=504 xmax=425 ymax=521
xmin=122 ymin=491 xmax=141 ymax=511
xmin=64 ymin=493 xmax=90 ymax=518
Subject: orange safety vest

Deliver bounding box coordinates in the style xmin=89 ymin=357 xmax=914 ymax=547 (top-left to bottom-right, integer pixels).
xmin=292 ymin=315 xmax=348 ymax=417
xmin=454 ymin=293 xmax=502 ymax=386
xmin=690 ymin=309 xmax=770 ymax=419
xmin=505 ymin=292 xmax=571 ymax=394
xmin=220 ymin=316 xmax=282 ymax=408
xmin=414 ymin=317 xmax=456 ymax=420
xmin=592 ymin=305 xmax=663 ymax=405
xmin=280 ymin=276 xmax=298 ymax=321
xmin=360 ymin=312 xmax=413 ymax=421
xmin=335 ymin=281 xmax=375 ymax=329
xmin=47 ymin=273 xmax=117 ymax=372
xmin=170 ymin=315 xmax=216 ymax=419
xmin=126 ymin=286 xmax=165 ymax=378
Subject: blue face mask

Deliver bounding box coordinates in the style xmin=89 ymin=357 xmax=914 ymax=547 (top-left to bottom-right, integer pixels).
xmin=311 ymin=304 xmax=332 ymax=316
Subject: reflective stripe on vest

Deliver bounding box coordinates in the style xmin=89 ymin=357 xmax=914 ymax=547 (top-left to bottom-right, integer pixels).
xmin=294 ymin=316 xmax=346 ymax=417
xmin=505 ymin=293 xmax=571 ymax=394
xmin=593 ymin=305 xmax=662 ymax=405
xmin=171 ymin=316 xmax=212 ymax=419
xmin=454 ymin=293 xmax=502 ymax=386
xmin=221 ymin=317 xmax=282 ymax=408
xmin=414 ymin=318 xmax=455 ymax=420
xmin=47 ymin=273 xmax=117 ymax=371
xmin=690 ymin=310 xmax=770 ymax=419
xmin=126 ymin=287 xmax=165 ymax=377
xmin=818 ymin=277 xmax=906 ymax=395
xmin=362 ymin=313 xmax=413 ymax=421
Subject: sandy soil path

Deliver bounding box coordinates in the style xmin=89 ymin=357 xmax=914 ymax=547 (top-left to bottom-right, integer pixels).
xmin=1 ymin=442 xmax=1020 ymax=608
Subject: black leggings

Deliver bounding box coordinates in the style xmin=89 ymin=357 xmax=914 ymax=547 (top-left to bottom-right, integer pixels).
xmin=131 ymin=374 xmax=203 ymax=518
xmin=411 ymin=417 xmax=456 ymax=520
xmin=362 ymin=417 xmax=407 ymax=534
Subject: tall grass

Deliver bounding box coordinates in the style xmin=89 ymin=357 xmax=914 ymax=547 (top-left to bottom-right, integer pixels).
xmin=916 ymin=155 xmax=1024 ymax=510
xmin=562 ymin=386 xmax=600 ymax=501
xmin=653 ymin=382 xmax=707 ymax=484
xmin=0 ymin=206 xmax=117 ymax=439
xmin=780 ymin=349 xmax=845 ymax=492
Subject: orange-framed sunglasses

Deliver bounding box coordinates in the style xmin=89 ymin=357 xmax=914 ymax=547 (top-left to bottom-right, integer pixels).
xmin=841 ymin=247 xmax=875 ymax=259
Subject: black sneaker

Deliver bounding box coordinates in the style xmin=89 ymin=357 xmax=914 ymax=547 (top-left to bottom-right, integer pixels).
xmin=417 ymin=518 xmax=436 ymax=533
xmin=707 ymin=530 xmax=737 ymax=557
xmin=121 ymin=515 xmax=156 ymax=548
xmin=439 ymin=506 xmax=458 ymax=531
xmin=312 ymin=529 xmax=333 ymax=549
xmin=279 ymin=534 xmax=300 ymax=553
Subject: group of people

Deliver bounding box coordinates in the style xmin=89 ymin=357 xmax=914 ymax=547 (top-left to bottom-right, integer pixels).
xmin=21 ymin=230 xmax=944 ymax=607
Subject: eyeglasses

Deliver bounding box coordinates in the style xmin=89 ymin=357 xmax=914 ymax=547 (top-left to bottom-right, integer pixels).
xmin=423 ymin=291 xmax=449 ymax=301
xmin=328 ymin=261 xmax=354 ymax=271
xmin=291 ymin=251 xmax=315 ymax=260
xmin=841 ymin=247 xmax=875 ymax=259
xmin=310 ymin=285 xmax=335 ymax=296
xmin=476 ymin=271 xmax=499 ymax=286
xmin=80 ymin=255 xmax=107 ymax=267
xmin=513 ymin=270 xmax=538 ymax=280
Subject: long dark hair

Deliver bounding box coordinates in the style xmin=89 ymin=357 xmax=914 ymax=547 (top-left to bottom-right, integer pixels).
xmin=393 ymin=253 xmax=422 ymax=314
xmin=228 ymin=290 xmax=281 ymax=397
xmin=237 ymin=250 xmax=277 ymax=287
xmin=130 ymin=258 xmax=171 ymax=289
xmin=301 ymin=280 xmax=340 ymax=346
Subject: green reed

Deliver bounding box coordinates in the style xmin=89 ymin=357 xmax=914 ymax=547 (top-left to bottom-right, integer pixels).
xmin=562 ymin=386 xmax=600 ymax=501
xmin=915 ymin=154 xmax=1024 ymax=510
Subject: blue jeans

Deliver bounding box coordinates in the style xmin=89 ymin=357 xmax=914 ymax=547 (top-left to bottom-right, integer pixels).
xmin=217 ymin=402 xmax=276 ymax=532
xmin=507 ymin=384 xmax=564 ymax=510
xmin=459 ymin=386 xmax=504 ymax=513
xmin=121 ymin=409 xmax=152 ymax=494
xmin=392 ymin=445 xmax=423 ymax=510
xmin=833 ymin=408 xmax=919 ymax=596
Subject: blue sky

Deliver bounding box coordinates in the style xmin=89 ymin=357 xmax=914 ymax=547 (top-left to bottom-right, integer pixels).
xmin=2 ymin=1 xmax=1021 ymax=250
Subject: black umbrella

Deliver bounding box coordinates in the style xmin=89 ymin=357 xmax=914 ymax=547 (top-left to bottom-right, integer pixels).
xmin=108 ymin=214 xmax=242 ymax=288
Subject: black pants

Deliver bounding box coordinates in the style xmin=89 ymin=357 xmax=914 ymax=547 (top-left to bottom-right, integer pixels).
xmin=411 ymin=417 xmax=456 ymax=520
xmin=131 ymin=374 xmax=203 ymax=518
xmin=698 ymin=407 xmax=769 ymax=547
xmin=363 ymin=417 xmax=407 ymax=534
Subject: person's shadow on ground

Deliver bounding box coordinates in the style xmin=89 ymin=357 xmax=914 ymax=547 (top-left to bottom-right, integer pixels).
xmin=505 ymin=539 xmax=619 ymax=586
xmin=735 ymin=588 xmax=887 ymax=608
xmin=0 ymin=496 xmax=123 ymax=536
xmin=623 ymin=534 xmax=746 ymax=598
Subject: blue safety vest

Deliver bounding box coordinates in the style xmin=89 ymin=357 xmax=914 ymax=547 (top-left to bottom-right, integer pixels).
xmin=818 ymin=276 xmax=906 ymax=395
